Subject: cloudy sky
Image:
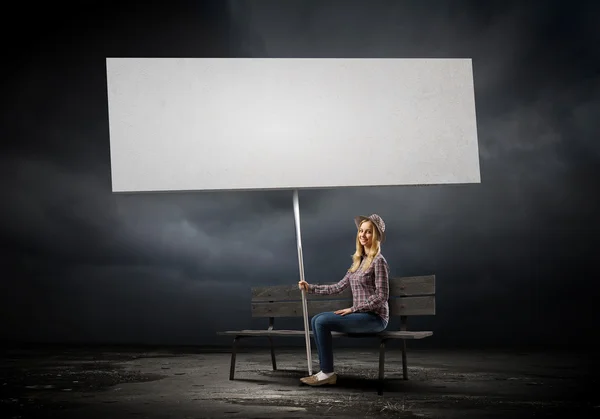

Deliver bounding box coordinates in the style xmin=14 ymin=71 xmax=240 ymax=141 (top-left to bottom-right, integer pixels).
xmin=1 ymin=0 xmax=598 ymax=349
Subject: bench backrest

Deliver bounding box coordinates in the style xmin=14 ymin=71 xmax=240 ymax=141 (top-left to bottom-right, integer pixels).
xmin=251 ymin=275 xmax=435 ymax=319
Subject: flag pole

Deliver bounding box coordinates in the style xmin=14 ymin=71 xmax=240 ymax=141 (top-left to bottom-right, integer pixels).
xmin=292 ymin=189 xmax=313 ymax=376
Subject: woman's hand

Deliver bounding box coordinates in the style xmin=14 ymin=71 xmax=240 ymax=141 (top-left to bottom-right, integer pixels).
xmin=334 ymin=308 xmax=353 ymax=316
xmin=298 ymin=280 xmax=309 ymax=292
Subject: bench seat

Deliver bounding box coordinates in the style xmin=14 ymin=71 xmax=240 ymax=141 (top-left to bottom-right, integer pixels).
xmin=217 ymin=329 xmax=433 ymax=339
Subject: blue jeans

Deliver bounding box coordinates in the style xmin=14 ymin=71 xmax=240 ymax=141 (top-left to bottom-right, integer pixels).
xmin=310 ymin=311 xmax=387 ymax=373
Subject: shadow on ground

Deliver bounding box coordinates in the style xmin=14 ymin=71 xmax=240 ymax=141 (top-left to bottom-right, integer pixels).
xmin=0 ymin=345 xmax=598 ymax=418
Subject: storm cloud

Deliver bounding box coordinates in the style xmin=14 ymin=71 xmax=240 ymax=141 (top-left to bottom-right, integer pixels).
xmin=1 ymin=0 xmax=598 ymax=348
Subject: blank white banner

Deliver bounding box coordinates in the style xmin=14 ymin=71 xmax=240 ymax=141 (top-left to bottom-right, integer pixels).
xmin=105 ymin=58 xmax=480 ymax=192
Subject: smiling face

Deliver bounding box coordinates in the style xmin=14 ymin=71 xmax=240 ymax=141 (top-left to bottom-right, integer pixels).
xmin=358 ymin=220 xmax=375 ymax=250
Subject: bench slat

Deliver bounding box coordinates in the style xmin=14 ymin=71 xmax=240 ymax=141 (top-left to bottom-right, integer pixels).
xmin=251 ymin=296 xmax=435 ymax=317
xmin=252 ymin=286 xmax=353 ymax=301
xmin=389 ymin=295 xmax=435 ymax=316
xmin=252 ymin=275 xmax=435 ymax=301
xmin=390 ymin=275 xmax=435 ymax=296
xmin=252 ymin=299 xmax=352 ymax=317
xmin=216 ymin=329 xmax=433 ymax=339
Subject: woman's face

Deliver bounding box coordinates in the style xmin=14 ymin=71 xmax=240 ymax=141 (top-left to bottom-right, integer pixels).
xmin=359 ymin=221 xmax=374 ymax=249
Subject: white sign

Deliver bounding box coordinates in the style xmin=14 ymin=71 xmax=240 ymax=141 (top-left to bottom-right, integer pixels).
xmin=106 ymin=58 xmax=480 ymax=192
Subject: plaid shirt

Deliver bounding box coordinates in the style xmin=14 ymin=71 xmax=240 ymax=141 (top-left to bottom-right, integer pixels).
xmin=308 ymin=253 xmax=390 ymax=325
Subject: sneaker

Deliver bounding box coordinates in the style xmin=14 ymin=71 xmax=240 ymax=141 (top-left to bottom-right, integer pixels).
xmin=300 ymin=373 xmax=337 ymax=386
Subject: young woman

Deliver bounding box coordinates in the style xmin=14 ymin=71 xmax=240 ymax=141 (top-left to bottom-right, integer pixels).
xmin=298 ymin=213 xmax=390 ymax=386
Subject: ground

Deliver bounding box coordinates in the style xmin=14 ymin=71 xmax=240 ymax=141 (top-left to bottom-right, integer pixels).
xmin=0 ymin=343 xmax=597 ymax=418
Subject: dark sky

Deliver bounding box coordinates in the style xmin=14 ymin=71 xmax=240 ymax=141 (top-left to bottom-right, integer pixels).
xmin=1 ymin=0 xmax=598 ymax=349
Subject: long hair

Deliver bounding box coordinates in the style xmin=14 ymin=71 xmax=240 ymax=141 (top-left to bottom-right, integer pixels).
xmin=348 ymin=220 xmax=381 ymax=273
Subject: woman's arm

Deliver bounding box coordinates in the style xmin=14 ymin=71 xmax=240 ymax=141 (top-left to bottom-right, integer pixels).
xmin=351 ymin=258 xmax=389 ymax=312
xmin=309 ymin=271 xmax=351 ymax=295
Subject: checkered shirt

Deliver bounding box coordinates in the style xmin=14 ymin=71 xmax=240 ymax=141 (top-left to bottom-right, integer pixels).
xmin=308 ymin=253 xmax=390 ymax=325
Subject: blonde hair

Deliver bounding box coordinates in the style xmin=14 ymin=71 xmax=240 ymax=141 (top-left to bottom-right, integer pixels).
xmin=348 ymin=220 xmax=381 ymax=273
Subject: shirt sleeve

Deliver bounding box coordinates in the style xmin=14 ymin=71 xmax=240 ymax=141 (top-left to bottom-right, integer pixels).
xmin=351 ymin=257 xmax=389 ymax=312
xmin=308 ymin=271 xmax=351 ymax=295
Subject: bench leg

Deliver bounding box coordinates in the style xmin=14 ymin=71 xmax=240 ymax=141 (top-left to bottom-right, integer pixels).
xmin=401 ymin=339 xmax=408 ymax=380
xmin=229 ymin=336 xmax=240 ymax=380
xmin=378 ymin=339 xmax=386 ymax=395
xmin=268 ymin=337 xmax=277 ymax=370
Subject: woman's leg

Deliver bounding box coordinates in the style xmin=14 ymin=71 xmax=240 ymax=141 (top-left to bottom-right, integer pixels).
xmin=330 ymin=312 xmax=387 ymax=334
xmin=311 ymin=311 xmax=336 ymax=373
xmin=311 ymin=311 xmax=386 ymax=373
xmin=310 ymin=312 xmax=325 ymax=373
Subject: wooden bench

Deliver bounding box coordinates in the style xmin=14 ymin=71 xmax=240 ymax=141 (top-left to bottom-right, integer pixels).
xmin=217 ymin=275 xmax=435 ymax=395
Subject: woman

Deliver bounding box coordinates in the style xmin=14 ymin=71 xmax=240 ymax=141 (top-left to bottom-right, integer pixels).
xmin=298 ymin=213 xmax=390 ymax=386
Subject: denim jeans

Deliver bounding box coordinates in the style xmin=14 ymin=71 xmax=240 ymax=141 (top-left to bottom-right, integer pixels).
xmin=310 ymin=311 xmax=387 ymax=373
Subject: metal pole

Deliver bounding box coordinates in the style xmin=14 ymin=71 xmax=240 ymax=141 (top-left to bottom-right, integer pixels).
xmin=293 ymin=189 xmax=313 ymax=376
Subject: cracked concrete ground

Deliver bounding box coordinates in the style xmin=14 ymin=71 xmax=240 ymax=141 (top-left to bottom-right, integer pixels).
xmin=1 ymin=344 xmax=597 ymax=418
